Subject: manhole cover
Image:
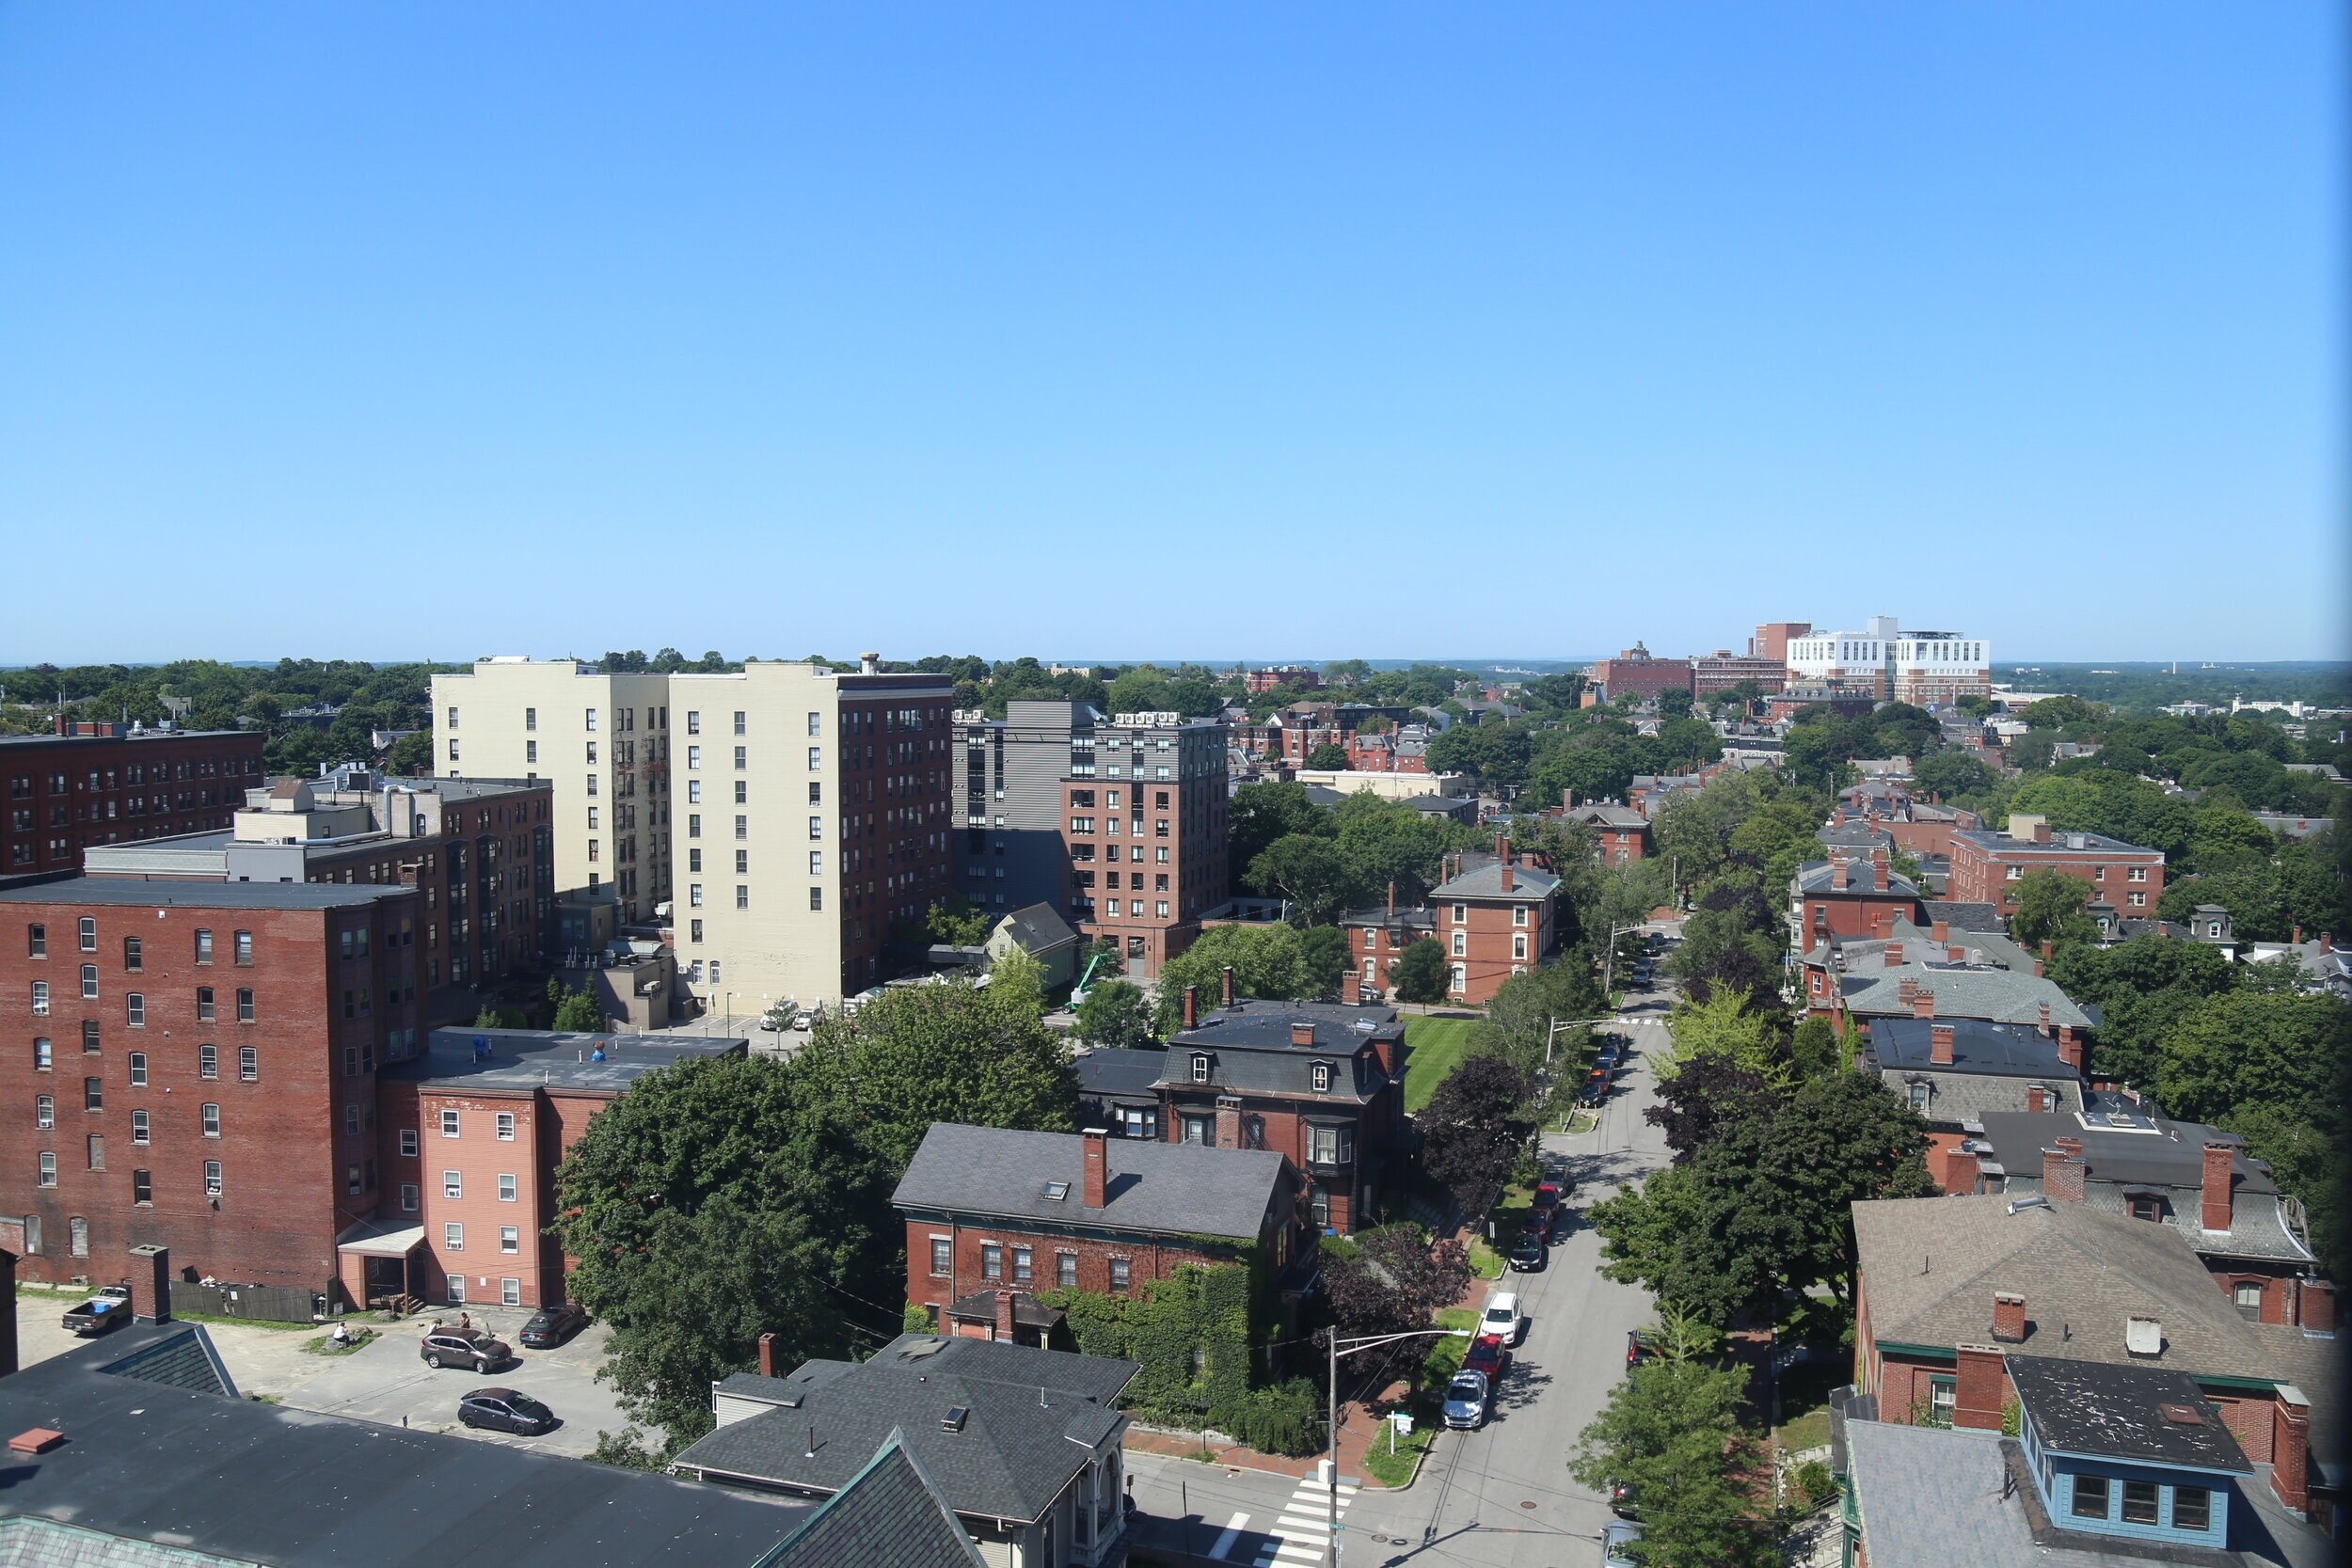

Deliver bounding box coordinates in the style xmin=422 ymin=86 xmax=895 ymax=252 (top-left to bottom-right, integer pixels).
xmin=1520 ymin=1499 xmax=1537 ymax=1509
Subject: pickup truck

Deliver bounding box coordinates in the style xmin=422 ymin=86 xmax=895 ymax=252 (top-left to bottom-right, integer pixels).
xmin=62 ymin=1285 xmax=132 ymax=1337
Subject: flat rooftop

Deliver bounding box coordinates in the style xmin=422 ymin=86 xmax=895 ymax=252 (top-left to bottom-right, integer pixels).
xmin=0 ymin=727 xmax=249 ymax=746
xmin=0 ymin=875 xmax=410 ymax=911
xmin=388 ymin=1026 xmax=746 ymax=1093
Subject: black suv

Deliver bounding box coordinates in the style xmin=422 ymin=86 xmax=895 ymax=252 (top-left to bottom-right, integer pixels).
xmin=420 ymin=1330 xmax=512 ymax=1372
xmin=519 ymin=1303 xmax=589 ymax=1349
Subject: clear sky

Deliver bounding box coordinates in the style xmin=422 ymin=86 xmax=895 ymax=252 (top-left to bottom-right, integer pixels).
xmin=1 ymin=4 xmax=2342 ymax=665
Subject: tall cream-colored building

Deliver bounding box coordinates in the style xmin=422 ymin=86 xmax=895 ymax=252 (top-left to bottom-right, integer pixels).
xmin=665 ymin=657 xmax=955 ymax=1020
xmin=430 ymin=659 xmax=674 ymax=925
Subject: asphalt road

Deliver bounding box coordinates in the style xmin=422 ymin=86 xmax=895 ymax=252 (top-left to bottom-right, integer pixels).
xmin=1128 ymin=970 xmax=1680 ymax=1568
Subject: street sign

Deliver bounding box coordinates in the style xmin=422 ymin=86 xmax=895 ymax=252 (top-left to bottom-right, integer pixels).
xmin=1390 ymin=1413 xmax=1413 ymax=1434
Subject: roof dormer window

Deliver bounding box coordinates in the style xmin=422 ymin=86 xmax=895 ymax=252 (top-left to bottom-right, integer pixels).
xmin=1312 ymin=1061 xmax=1332 ymax=1092
xmin=1191 ymin=1053 xmax=1211 ymax=1084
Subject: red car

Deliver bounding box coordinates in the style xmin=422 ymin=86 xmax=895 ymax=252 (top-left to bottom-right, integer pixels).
xmin=1533 ymin=1181 xmax=1564 ymax=1212
xmin=1464 ymin=1334 xmax=1511 ymax=1382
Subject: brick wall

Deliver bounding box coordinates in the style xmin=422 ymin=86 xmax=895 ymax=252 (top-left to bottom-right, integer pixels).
xmin=901 ymin=1216 xmax=1230 ymax=1319
xmin=1 ymin=730 xmax=265 ymax=875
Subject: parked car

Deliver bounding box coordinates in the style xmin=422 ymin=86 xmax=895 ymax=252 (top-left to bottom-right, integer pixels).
xmin=458 ymin=1387 xmax=558 ymax=1435
xmin=1508 ymin=1232 xmax=1546 ymax=1273
xmin=61 ymin=1285 xmax=131 ymax=1338
xmin=1608 ymin=1480 xmax=1640 ymax=1518
xmin=518 ymin=1303 xmax=589 ymax=1349
xmin=1480 ymin=1292 xmax=1525 ymax=1345
xmin=1442 ymin=1370 xmax=1492 ymax=1431
xmin=1579 ymin=1070 xmax=1611 ymax=1106
xmin=1626 ymin=1330 xmax=1658 ymax=1368
xmin=1463 ymin=1334 xmax=1510 ymax=1383
xmin=1533 ymin=1180 xmax=1564 ymax=1212
xmin=1602 ymin=1520 xmax=1645 ymax=1567
xmin=421 ymin=1330 xmax=513 ymax=1372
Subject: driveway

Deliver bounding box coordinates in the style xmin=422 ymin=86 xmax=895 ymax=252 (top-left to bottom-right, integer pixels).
xmin=13 ymin=1296 xmax=627 ymax=1459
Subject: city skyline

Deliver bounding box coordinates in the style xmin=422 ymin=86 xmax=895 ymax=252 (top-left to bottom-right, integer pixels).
xmin=2 ymin=4 xmax=2343 ymax=662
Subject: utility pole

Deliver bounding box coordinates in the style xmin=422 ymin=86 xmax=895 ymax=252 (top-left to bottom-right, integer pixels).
xmin=1601 ymin=922 xmax=1641 ymax=997
xmin=1324 ymin=1327 xmax=1473 ymax=1567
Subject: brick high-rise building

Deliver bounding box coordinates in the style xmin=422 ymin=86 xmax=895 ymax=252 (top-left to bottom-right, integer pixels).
xmin=1692 ymin=652 xmax=1791 ymax=698
xmin=1 ymin=722 xmax=264 ymax=877
xmin=0 ymin=878 xmax=421 ymax=1295
xmin=1787 ymin=618 xmax=1991 ymax=706
xmin=668 ymin=657 xmax=956 ymax=1013
xmin=431 ymin=659 xmax=674 ymax=923
xmin=1061 ymin=712 xmax=1228 ymax=979
xmin=1582 ymin=645 xmax=1694 ymax=705
xmin=1747 ymin=622 xmax=1812 ymax=665
xmin=953 ymin=701 xmax=1096 ymax=920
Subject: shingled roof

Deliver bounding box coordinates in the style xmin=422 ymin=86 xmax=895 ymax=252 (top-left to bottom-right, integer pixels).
xmin=893 ymin=1122 xmax=1288 ymax=1242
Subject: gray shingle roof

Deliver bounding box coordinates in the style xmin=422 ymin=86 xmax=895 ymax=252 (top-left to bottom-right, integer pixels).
xmin=2008 ymin=1355 xmax=2250 ymax=1472
xmin=992 ymin=903 xmax=1079 ymax=957
xmin=1851 ymin=1195 xmax=2278 ymax=1382
xmin=1845 ymin=1421 xmax=2108 ymax=1568
xmin=1867 ymin=1017 xmax=2078 ymax=1081
xmin=1887 ymin=915 xmax=2037 ymax=974
xmin=892 ymin=1123 xmax=1288 ymax=1242
xmin=1430 ymin=857 xmax=1559 ymax=902
xmin=675 ymin=1336 xmax=1138 ymax=1526
xmin=1925 ymin=901 xmax=2009 ymax=935
xmin=764 ymin=1429 xmax=988 ymax=1568
xmin=1163 ymin=999 xmax=1404 ymax=1101
xmin=1795 ymin=860 xmax=1922 ymax=899
xmin=1839 ymin=964 xmax=2091 ymax=1030
xmin=1072 ymin=1047 xmax=1167 ymax=1101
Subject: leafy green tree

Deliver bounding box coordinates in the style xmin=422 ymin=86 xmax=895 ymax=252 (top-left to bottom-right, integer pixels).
xmin=1227 ymin=781 xmax=1333 ymax=895
xmin=1417 ymin=1053 xmax=1535 ymax=1210
xmin=1246 ymin=834 xmax=1354 ymax=924
xmin=1074 ymin=979 xmax=1157 ymax=1048
xmin=385 ymin=731 xmax=434 ymax=776
xmin=985 ymin=946 xmax=1050 ymax=1020
xmin=1391 ymin=937 xmax=1450 ymax=1003
xmin=923 ymin=897 xmax=992 ymax=946
xmin=2006 ymin=868 xmax=2099 ymax=952
xmin=1569 ymin=1358 xmax=1774 ymax=1568
xmin=552 ymin=986 xmax=606 ymax=1032
xmin=1661 ymin=990 xmax=1787 ymax=1085
xmin=1304 ymin=741 xmax=1352 ymax=770
xmin=1323 ymin=1224 xmax=1471 ymax=1337
xmin=1911 ymin=748 xmax=1994 ymax=801
xmin=1296 ymin=924 xmax=1350 ymax=996
xmin=1153 ymin=924 xmax=1318 ymax=1030
xmin=2154 ymin=991 xmax=2351 ymax=1136
xmin=1473 ymin=958 xmax=1607 ymax=1078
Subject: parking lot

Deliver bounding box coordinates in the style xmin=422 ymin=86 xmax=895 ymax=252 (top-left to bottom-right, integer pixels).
xmin=16 ymin=1294 xmax=628 ymax=1458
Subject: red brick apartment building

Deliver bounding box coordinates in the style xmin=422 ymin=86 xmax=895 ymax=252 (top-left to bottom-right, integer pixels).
xmin=893 ymin=1123 xmax=1302 ymax=1337
xmin=1061 ymin=717 xmax=1228 ymax=979
xmin=357 ymin=1027 xmax=740 ymax=1310
xmin=2 ymin=723 xmax=264 ymax=876
xmin=1788 ymin=850 xmax=1924 ymax=949
xmin=1581 ymin=645 xmax=1693 ymax=705
xmin=1691 ymin=652 xmax=1789 ymax=697
xmin=1747 ymin=622 xmax=1811 ymax=665
xmin=1426 ymin=840 xmax=1561 ymax=1004
xmin=1947 ymin=814 xmax=2166 ymax=915
xmin=0 ymin=877 xmax=419 ymax=1296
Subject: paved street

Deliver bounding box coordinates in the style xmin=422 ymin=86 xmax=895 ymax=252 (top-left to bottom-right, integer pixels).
xmin=1129 ymin=964 xmax=1679 ymax=1568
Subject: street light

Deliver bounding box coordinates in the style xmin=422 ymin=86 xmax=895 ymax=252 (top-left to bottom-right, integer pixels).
xmin=1599 ymin=922 xmax=1646 ymax=997
xmin=1321 ymin=1326 xmax=1473 ymax=1567
xmin=724 ymin=991 xmax=735 ymax=1036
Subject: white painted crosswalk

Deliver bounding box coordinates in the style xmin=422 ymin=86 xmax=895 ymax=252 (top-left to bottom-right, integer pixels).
xmin=1243 ymin=1475 xmax=1355 ymax=1566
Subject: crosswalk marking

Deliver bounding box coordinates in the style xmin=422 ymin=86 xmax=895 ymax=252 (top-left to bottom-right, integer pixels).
xmin=1250 ymin=1478 xmax=1355 ymax=1567
xmin=1211 ymin=1511 xmax=1250 ymax=1560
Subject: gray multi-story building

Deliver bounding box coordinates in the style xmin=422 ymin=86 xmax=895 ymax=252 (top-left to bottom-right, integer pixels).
xmin=953 ymin=701 xmax=1094 ymax=919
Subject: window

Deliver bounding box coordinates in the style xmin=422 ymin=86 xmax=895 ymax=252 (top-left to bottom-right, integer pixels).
xmin=86 ymin=1134 xmax=103 ymax=1171
xmin=2128 ymin=866 xmax=2148 ymax=882
xmin=1056 ymin=1250 xmax=1079 ymax=1287
xmin=400 ymin=1182 xmax=420 ymax=1212
xmin=1451 ymin=963 xmax=1466 ymax=992
xmin=930 ymin=1236 xmax=952 ymax=1275
xmin=34 ymin=1095 xmax=52 ymax=1129
xmin=83 ymin=1020 xmax=100 ymax=1053
xmin=204 ymin=1160 xmax=222 ymax=1196
xmin=524 ymin=705 xmax=536 ymax=732
xmin=399 ymin=1128 xmax=419 ymax=1157
xmin=70 ymin=1216 xmax=89 ymax=1257
xmin=1309 ymin=1124 xmax=1353 ymax=1165
xmin=2127 ymin=892 xmax=2145 ymax=909
xmin=440 ymin=1109 xmax=461 ymax=1137
xmin=1181 ymin=1114 xmax=1212 ymax=1145
xmin=1928 ymin=1374 xmax=1957 ymax=1426
xmin=2006 ymin=864 xmax=2023 ymax=880
xmin=1451 ymin=931 xmax=1466 ymax=957
xmin=239 ymin=1045 xmax=256 ymax=1081
xmin=1513 ymin=906 xmax=1528 ymax=927
xmin=1109 ymin=1257 xmax=1131 ymax=1292
xmin=807 ymin=711 xmax=822 ymax=736
xmin=442 ymin=1169 xmax=463 ymax=1199
xmin=1012 ymin=1244 xmax=1033 ymax=1284
xmin=133 ymin=1169 xmax=151 ymax=1205
xmin=199 ymin=1043 xmax=217 ymax=1079
xmin=26 ymin=923 xmax=44 ymax=958
xmin=1909 ymin=1082 xmax=1930 ymax=1111
xmin=495 ymin=1111 xmax=516 ymax=1141
xmin=1512 ymin=935 xmax=1527 ymax=961
xmin=808 ymin=746 xmax=822 ymax=770
xmin=37 ymin=1151 xmax=56 ymax=1187
xmin=131 ymin=1109 xmax=149 ymax=1145
xmin=196 ymin=986 xmax=215 ymax=1021
xmin=808 ymin=888 xmax=822 ymax=911
xmin=1312 ymin=1062 xmax=1332 ymax=1092
xmin=122 ymin=936 xmax=141 ymax=972
xmin=686 ymin=711 xmax=701 ymax=736
xmin=126 ymin=993 xmax=144 ymax=1027
xmin=201 ymin=1102 xmax=220 ymax=1137
xmin=981 ymin=1242 xmax=1003 ymax=1280
xmin=733 ymin=746 xmax=746 ymax=769
xmin=2234 ymin=1280 xmax=2265 ymax=1319
xmin=584 ymin=706 xmax=596 ymax=731
xmin=499 ymin=1226 xmax=520 ymax=1255
xmin=499 ymin=1173 xmax=517 ymax=1201
xmin=447 ymin=1276 xmax=466 ymax=1304
xmin=1191 ymin=1053 xmax=1211 ymax=1083
xmin=33 ymin=1037 xmax=51 ymax=1070
xmin=2073 ymin=1476 xmax=2112 ymax=1519
xmin=236 ymin=989 xmax=253 ymax=1022
xmin=2120 ymin=1481 xmax=2158 ymax=1526
xmin=2171 ymin=1485 xmax=2210 ymax=1531
xmin=80 ymin=963 xmax=97 ymax=999
xmin=30 ymin=981 xmax=47 ymax=1016
xmin=735 ymin=816 xmax=746 ymax=840
xmin=78 ymin=917 xmax=95 ymax=952
xmin=445 ymin=1223 xmax=465 ymax=1251
xmin=83 ymin=1076 xmax=103 ymax=1112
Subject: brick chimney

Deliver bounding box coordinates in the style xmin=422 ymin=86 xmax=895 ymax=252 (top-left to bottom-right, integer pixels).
xmin=994 ymin=1289 xmax=1017 ymax=1342
xmin=1898 ymin=977 xmax=1919 ymax=1006
xmin=1081 ymin=1128 xmax=1108 ymax=1208
xmin=1496 ymin=833 xmax=1514 ymax=892
xmin=2056 ymin=1028 xmax=2083 ymax=1075
xmin=128 ymin=1243 xmax=170 ymax=1325
xmin=2296 ymin=1278 xmax=2334 ymax=1334
xmin=2031 ymin=959 xmax=2044 ymax=978
xmin=2033 ymin=820 xmax=2051 ymax=844
xmin=1912 ymin=990 xmax=1935 ymax=1020
xmin=1834 ymin=806 xmax=1848 ymax=827
xmin=1871 ymin=849 xmax=1889 ymax=892
xmin=1992 ymin=1291 xmax=2026 ymax=1343
xmin=758 ymin=1330 xmax=780 ymax=1378
xmin=2271 ymin=1387 xmax=2312 ymax=1515
xmin=1948 ymin=944 xmax=1968 ymax=964
xmin=2042 ymin=1140 xmax=2086 ymax=1204
xmin=1220 ymin=965 xmax=1235 ymax=1006
xmin=2037 ymin=1002 xmax=2052 ymax=1037
xmin=2026 ymin=1084 xmax=2047 ymax=1113
xmin=1215 ymin=1096 xmax=1242 ymax=1148
xmin=1386 ymin=880 xmax=1396 ymax=917
xmin=1834 ymin=860 xmax=1851 ymax=891
xmin=0 ymin=1247 xmax=17 ymax=1378
xmin=1182 ymin=985 xmax=1198 ymax=1029
xmin=2201 ymin=1142 xmax=2235 ymax=1232
xmin=1945 ymin=1147 xmax=1979 ymax=1195
xmin=2040 ymin=940 xmax=2053 ymax=963
xmin=1885 ymin=941 xmax=1906 ymax=966
xmin=1931 ymin=1022 xmax=1955 ymax=1065
xmin=1953 ymin=1344 xmax=2006 ymax=1430
xmin=1931 ymin=920 xmax=1949 ymax=944
xmin=1291 ymin=1022 xmax=1315 ymax=1047
xmin=1343 ymin=974 xmax=1362 ymax=1006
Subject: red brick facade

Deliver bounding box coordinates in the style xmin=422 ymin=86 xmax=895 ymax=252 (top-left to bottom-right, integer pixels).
xmin=1063 ymin=758 xmax=1227 ymax=981
xmin=0 ymin=881 xmax=416 ymax=1296
xmin=2 ymin=726 xmax=264 ymax=876
xmin=834 ymin=693 xmax=955 ymax=994
xmin=903 ymin=1218 xmax=1232 ymax=1325
xmin=1947 ymin=820 xmax=2166 ymax=917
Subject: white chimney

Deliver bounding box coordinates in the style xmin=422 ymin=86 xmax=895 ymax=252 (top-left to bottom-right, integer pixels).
xmin=2124 ymin=1316 xmax=2163 ymax=1357
xmin=860 ymin=651 xmax=880 ymax=675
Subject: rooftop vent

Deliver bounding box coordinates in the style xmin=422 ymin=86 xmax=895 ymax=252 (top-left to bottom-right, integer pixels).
xmin=942 ymin=1405 xmax=969 ymax=1433
xmin=898 ymin=1337 xmax=948 ymax=1361
xmin=7 ymin=1430 xmax=64 ymax=1455
xmin=1042 ymin=1180 xmax=1071 ymax=1202
xmin=2008 ymin=1196 xmax=2049 ymax=1215
xmin=2158 ymin=1402 xmax=2205 ymax=1427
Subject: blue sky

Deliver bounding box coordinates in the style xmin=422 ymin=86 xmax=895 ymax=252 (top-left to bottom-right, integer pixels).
xmin=1 ymin=4 xmax=2342 ymax=664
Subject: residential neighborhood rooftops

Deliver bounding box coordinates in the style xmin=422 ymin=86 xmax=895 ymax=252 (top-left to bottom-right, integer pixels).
xmin=1838 ymin=963 xmax=2092 ymax=1030
xmin=2008 ymin=1355 xmax=2250 ymax=1473
xmin=1431 ymin=854 xmax=1560 ymax=902
xmin=1071 ymin=1046 xmax=1168 ymax=1100
xmin=1851 ymin=1195 xmax=2276 ymax=1382
xmin=676 ymin=1335 xmax=1139 ymax=1526
xmin=1866 ymin=1016 xmax=2081 ymax=1081
xmin=388 ymin=1026 xmax=746 ymax=1094
xmin=1925 ymin=901 xmax=2010 ymax=935
xmin=1168 ymin=997 xmax=1406 ymax=1051
xmin=1795 ymin=860 xmax=1922 ymax=899
xmin=892 ymin=1122 xmax=1290 ymax=1241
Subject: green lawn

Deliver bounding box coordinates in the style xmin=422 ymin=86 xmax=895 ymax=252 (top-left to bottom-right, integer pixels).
xmin=1403 ymin=1017 xmax=1484 ymax=1113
